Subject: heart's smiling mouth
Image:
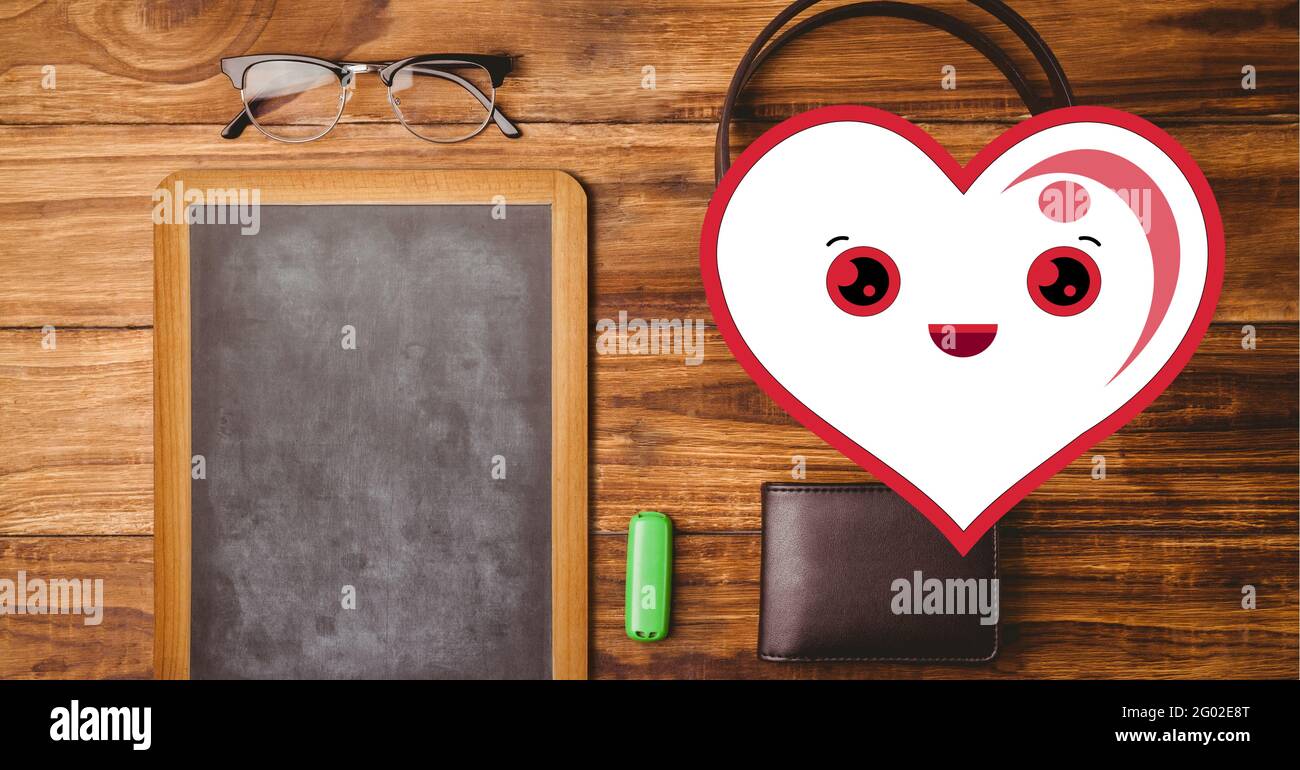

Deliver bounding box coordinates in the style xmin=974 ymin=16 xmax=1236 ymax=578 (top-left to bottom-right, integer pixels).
xmin=928 ymin=324 xmax=998 ymax=358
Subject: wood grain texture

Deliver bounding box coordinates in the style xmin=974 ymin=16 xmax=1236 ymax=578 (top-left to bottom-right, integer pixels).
xmin=552 ymin=171 xmax=592 ymax=679
xmin=5 ymin=322 xmax=1291 ymax=538
xmin=0 ymin=328 xmax=152 ymax=535
xmin=0 ymin=0 xmax=1295 ymax=125
xmin=0 ymin=0 xmax=1295 ymax=679
xmin=591 ymin=533 xmax=1300 ymax=679
xmin=0 ymin=537 xmax=153 ymax=679
xmin=593 ymin=323 xmax=1299 ymax=532
xmin=8 ymin=528 xmax=1292 ymax=680
xmin=0 ymin=122 xmax=1294 ymax=326
xmin=151 ymin=191 xmax=189 ymax=679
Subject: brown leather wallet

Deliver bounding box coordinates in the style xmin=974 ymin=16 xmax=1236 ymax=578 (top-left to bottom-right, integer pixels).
xmin=759 ymin=483 xmax=998 ymax=663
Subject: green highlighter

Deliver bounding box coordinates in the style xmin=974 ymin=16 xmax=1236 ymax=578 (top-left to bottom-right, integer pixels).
xmin=625 ymin=511 xmax=672 ymax=641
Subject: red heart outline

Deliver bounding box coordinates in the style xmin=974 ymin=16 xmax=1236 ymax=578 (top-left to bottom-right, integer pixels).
xmin=700 ymin=105 xmax=1225 ymax=555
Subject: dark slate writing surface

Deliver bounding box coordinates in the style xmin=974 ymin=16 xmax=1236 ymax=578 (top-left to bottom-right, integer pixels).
xmin=188 ymin=204 xmax=552 ymax=679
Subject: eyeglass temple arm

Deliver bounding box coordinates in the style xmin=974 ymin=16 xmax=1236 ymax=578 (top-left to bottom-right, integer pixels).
xmin=489 ymin=104 xmax=522 ymax=139
xmin=221 ymin=109 xmax=252 ymax=139
xmin=220 ymin=67 xmax=521 ymax=140
xmin=400 ymin=65 xmax=521 ymax=139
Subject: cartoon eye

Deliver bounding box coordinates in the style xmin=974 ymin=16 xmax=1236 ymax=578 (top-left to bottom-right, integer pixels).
xmin=825 ymin=246 xmax=900 ymax=316
xmin=1027 ymin=246 xmax=1100 ymax=316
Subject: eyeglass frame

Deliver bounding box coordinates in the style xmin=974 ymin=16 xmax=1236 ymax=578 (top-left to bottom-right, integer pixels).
xmin=218 ymin=53 xmax=522 ymax=143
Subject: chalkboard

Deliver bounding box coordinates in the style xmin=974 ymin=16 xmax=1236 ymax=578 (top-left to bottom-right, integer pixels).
xmin=154 ymin=170 xmax=588 ymax=679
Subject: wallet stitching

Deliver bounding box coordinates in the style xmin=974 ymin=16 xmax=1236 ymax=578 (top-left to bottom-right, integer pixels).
xmin=761 ymin=485 xmax=999 ymax=663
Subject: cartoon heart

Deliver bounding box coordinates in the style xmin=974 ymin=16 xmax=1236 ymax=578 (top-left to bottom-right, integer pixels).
xmin=701 ymin=105 xmax=1223 ymax=555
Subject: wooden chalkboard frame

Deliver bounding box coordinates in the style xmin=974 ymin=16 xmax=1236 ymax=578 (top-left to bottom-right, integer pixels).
xmin=153 ymin=169 xmax=588 ymax=679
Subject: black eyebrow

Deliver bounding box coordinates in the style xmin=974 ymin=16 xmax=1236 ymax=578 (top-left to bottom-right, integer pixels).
xmin=826 ymin=235 xmax=849 ymax=247
xmin=1078 ymin=235 xmax=1101 ymax=247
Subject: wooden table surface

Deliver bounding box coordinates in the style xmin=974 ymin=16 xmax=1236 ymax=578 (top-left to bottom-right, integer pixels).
xmin=0 ymin=0 xmax=1296 ymax=679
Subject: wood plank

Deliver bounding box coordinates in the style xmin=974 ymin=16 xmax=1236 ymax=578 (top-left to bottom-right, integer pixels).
xmin=591 ymin=532 xmax=1300 ymax=679
xmin=0 ymin=1 xmax=1294 ymax=125
xmin=593 ymin=322 xmax=1298 ymax=532
xmin=551 ymin=171 xmax=592 ymax=679
xmin=0 ymin=122 xmax=1294 ymax=326
xmin=4 ymin=528 xmax=1291 ymax=680
xmin=0 ymin=328 xmax=152 ymax=536
xmin=151 ymin=199 xmax=189 ymax=680
xmin=0 ymin=537 xmax=152 ymax=679
xmin=2 ymin=322 xmax=1292 ymax=536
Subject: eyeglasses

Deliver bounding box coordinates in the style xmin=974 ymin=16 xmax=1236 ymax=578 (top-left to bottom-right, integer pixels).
xmin=219 ymin=53 xmax=521 ymax=144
